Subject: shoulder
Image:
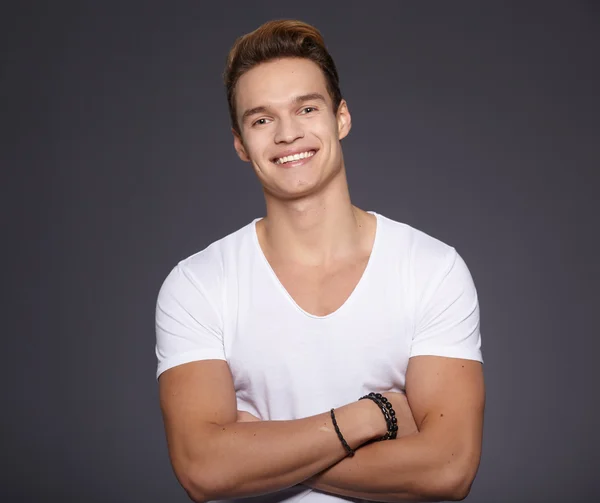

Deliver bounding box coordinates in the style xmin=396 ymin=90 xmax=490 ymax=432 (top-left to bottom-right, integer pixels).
xmin=158 ymin=219 xmax=258 ymax=300
xmin=374 ymin=212 xmax=479 ymax=303
xmin=375 ymin=212 xmax=456 ymax=272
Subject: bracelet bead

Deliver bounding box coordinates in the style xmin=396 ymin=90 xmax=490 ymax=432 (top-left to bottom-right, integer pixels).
xmin=359 ymin=392 xmax=399 ymax=441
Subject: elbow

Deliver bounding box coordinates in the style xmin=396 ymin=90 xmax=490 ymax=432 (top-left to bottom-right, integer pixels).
xmin=440 ymin=460 xmax=479 ymax=501
xmin=178 ymin=465 xmax=207 ymax=503
xmin=179 ymin=461 xmax=234 ymax=503
xmin=413 ymin=468 xmax=472 ymax=502
xmin=444 ymin=479 xmax=472 ymax=501
xmin=422 ymin=473 xmax=469 ymax=502
xmin=446 ymin=482 xmax=473 ymax=501
xmin=184 ymin=488 xmax=208 ymax=503
xmin=177 ymin=462 xmax=220 ymax=503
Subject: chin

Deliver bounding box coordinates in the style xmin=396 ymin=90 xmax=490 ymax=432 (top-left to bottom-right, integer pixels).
xmin=261 ymin=164 xmax=341 ymax=201
xmin=264 ymin=180 xmax=322 ymax=201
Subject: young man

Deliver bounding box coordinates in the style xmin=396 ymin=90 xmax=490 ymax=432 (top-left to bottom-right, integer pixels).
xmin=155 ymin=20 xmax=484 ymax=503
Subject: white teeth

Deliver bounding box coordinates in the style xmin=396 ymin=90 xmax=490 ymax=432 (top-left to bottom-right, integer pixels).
xmin=275 ymin=150 xmax=315 ymax=165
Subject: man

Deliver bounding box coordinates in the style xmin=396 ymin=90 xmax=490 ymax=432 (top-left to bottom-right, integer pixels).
xmin=155 ymin=19 xmax=484 ymax=503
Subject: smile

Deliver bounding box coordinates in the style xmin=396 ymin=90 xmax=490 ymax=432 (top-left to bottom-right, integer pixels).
xmin=274 ymin=150 xmax=317 ymax=165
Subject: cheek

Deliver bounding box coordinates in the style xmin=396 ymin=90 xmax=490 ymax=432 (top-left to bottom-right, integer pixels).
xmin=242 ymin=135 xmax=269 ymax=162
xmin=315 ymin=116 xmax=340 ymax=140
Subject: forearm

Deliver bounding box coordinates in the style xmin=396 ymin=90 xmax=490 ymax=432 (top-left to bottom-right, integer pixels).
xmin=185 ymin=401 xmax=384 ymax=502
xmin=305 ymin=429 xmax=468 ymax=502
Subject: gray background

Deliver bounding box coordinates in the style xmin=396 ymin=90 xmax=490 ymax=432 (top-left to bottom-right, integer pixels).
xmin=3 ymin=1 xmax=599 ymax=502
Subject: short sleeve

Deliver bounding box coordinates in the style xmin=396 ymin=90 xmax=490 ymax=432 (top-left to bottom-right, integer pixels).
xmin=410 ymin=247 xmax=483 ymax=362
xmin=155 ymin=262 xmax=226 ymax=380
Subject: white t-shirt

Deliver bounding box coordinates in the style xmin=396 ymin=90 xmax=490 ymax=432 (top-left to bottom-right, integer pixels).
xmin=155 ymin=212 xmax=483 ymax=503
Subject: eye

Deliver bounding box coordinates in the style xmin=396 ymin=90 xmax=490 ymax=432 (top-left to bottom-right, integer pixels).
xmin=252 ymin=118 xmax=271 ymax=127
xmin=301 ymin=107 xmax=317 ymax=114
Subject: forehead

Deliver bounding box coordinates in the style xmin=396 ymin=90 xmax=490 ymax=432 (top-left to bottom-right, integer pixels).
xmin=235 ymin=58 xmax=330 ymax=111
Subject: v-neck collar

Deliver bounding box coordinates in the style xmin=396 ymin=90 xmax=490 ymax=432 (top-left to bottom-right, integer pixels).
xmin=251 ymin=211 xmax=381 ymax=319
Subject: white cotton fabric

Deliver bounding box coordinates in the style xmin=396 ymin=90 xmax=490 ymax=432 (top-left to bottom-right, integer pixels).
xmin=155 ymin=212 xmax=483 ymax=503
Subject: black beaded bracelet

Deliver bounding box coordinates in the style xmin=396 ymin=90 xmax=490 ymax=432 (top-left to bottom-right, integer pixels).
xmin=372 ymin=393 xmax=398 ymax=440
xmin=359 ymin=392 xmax=399 ymax=441
xmin=330 ymin=408 xmax=355 ymax=457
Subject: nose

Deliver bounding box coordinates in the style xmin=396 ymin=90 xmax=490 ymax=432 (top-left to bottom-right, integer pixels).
xmin=274 ymin=116 xmax=304 ymax=144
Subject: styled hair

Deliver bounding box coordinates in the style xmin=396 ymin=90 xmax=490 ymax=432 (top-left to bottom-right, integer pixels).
xmin=223 ymin=19 xmax=343 ymax=134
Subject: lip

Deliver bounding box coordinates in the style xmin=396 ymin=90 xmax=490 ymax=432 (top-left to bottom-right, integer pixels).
xmin=271 ymin=148 xmax=318 ymax=167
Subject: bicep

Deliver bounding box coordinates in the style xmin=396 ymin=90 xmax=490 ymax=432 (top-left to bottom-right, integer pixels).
xmin=159 ymin=360 xmax=238 ymax=480
xmin=405 ymin=356 xmax=485 ymax=459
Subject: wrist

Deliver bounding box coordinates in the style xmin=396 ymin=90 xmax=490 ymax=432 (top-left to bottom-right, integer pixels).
xmin=356 ymin=398 xmax=388 ymax=441
xmin=361 ymin=392 xmax=399 ymax=441
xmin=332 ymin=400 xmax=384 ymax=450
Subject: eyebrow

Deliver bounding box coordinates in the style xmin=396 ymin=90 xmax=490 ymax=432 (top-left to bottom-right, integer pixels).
xmin=241 ymin=93 xmax=327 ymax=124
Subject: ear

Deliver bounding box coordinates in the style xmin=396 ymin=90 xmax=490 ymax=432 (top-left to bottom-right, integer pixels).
xmin=336 ymin=99 xmax=352 ymax=140
xmin=232 ymin=128 xmax=251 ymax=162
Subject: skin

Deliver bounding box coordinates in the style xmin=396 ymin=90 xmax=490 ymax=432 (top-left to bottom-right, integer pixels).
xmin=158 ymin=56 xmax=485 ymax=503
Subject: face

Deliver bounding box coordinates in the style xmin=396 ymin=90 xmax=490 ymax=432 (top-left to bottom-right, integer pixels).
xmin=232 ymin=58 xmax=351 ymax=200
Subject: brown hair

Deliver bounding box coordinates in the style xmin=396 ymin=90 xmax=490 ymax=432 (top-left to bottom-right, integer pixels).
xmin=224 ymin=19 xmax=343 ymax=134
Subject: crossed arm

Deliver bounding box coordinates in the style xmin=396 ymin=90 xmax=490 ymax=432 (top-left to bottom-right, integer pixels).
xmin=302 ymin=355 xmax=485 ymax=502
xmin=159 ymin=355 xmax=484 ymax=502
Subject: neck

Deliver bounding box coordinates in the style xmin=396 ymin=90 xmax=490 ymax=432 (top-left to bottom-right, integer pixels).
xmin=258 ymin=170 xmax=370 ymax=266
